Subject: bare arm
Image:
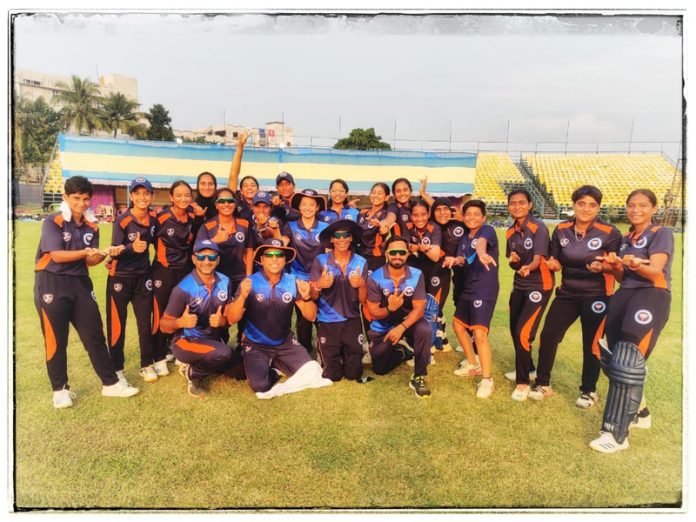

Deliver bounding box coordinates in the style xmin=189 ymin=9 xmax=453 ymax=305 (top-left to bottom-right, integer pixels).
xmin=227 ymin=129 xmax=250 ymax=190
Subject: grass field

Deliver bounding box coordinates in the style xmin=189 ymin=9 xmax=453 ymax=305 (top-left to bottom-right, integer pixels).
xmin=12 ymin=220 xmax=684 ymax=510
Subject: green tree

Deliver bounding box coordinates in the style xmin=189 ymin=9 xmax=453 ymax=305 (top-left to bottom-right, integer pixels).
xmin=145 ymin=103 xmax=175 ymax=141
xmin=99 ymin=92 xmax=144 ymax=138
xmin=53 ymin=75 xmax=102 ymax=135
xmin=14 ymin=95 xmax=61 ymax=166
xmin=333 ymin=128 xmax=391 ymax=151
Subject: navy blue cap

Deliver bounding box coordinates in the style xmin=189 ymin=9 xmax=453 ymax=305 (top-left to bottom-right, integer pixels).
xmin=252 ymin=191 xmax=273 ymax=206
xmin=193 ymin=239 xmax=220 ymax=254
xmin=275 ymin=171 xmax=295 ymax=185
xmin=129 ymin=177 xmax=153 ymax=193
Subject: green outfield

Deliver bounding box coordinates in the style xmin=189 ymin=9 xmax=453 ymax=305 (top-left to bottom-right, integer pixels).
xmin=12 ymin=221 xmax=683 ymax=510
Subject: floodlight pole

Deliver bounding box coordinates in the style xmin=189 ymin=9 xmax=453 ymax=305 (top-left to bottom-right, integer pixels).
xmin=628 ymin=117 xmax=635 ymax=154
xmin=564 ymin=120 xmax=571 ymax=154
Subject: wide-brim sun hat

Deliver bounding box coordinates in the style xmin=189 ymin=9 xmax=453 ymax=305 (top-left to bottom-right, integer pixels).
xmin=318 ymin=219 xmax=363 ymax=250
xmin=253 ymin=238 xmax=297 ymax=264
xmin=290 ymin=188 xmax=327 ymax=212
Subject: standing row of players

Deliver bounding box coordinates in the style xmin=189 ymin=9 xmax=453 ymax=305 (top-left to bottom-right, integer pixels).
xmin=34 ymin=131 xmax=673 ymax=453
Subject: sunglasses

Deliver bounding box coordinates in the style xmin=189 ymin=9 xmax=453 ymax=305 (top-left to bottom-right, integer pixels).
xmin=263 ymin=250 xmax=286 ymax=258
xmin=387 ymin=249 xmax=408 ymax=256
xmin=195 ymin=253 xmax=219 ymax=262
xmin=217 ymin=198 xmax=236 ymax=204
xmin=333 ymin=231 xmax=352 ymax=239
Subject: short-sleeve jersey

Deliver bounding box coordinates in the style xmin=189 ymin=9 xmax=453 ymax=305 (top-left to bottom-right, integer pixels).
xmin=196 ymin=216 xmax=250 ymax=281
xmin=405 ymin=221 xmax=443 ymax=272
xmin=109 ymin=209 xmax=157 ymax=276
xmin=505 ymin=216 xmax=554 ymax=291
xmin=387 ymin=201 xmax=412 ymax=238
xmin=366 ymin=265 xmax=426 ymax=334
xmin=550 ymin=219 xmax=622 ymax=296
xmin=163 ymin=270 xmax=232 ymax=341
xmin=619 ymin=225 xmax=674 ymax=291
xmin=154 ymin=207 xmax=195 ymax=269
xmin=440 ymin=220 xmax=468 ymax=257
xmin=318 ymin=206 xmax=360 ymax=224
xmin=310 ymin=252 xmax=368 ymax=322
xmin=236 ymin=271 xmax=299 ymax=346
xmin=34 ymin=212 xmax=99 ymax=276
xmin=283 ymin=219 xmax=330 ymax=280
xmin=357 ymin=206 xmax=391 ymax=258
xmin=457 ymin=224 xmax=500 ymax=301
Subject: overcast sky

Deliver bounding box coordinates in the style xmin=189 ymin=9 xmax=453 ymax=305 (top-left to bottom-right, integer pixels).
xmin=12 ymin=12 xmax=683 ymax=155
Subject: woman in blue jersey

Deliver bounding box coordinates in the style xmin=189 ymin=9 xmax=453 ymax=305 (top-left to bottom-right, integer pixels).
xmin=319 ymin=179 xmax=360 ymax=224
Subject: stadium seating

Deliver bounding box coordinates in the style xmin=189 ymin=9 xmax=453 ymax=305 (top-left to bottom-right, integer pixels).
xmin=43 ymin=151 xmax=64 ymax=194
xmin=473 ymin=153 xmax=526 ymax=210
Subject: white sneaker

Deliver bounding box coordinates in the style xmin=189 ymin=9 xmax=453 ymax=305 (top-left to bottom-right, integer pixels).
xmin=528 ymin=385 xmax=553 ymax=401
xmin=102 ymin=380 xmax=140 ymax=398
xmin=589 ymin=431 xmax=629 ymax=453
xmin=139 ymin=365 xmax=159 ymax=383
xmin=165 ymin=353 xmax=175 ymax=363
xmin=576 ymin=391 xmax=599 ymax=409
xmin=630 ymin=409 xmax=652 ymax=430
xmin=454 ymin=345 xmax=464 ymax=353
xmin=52 ymin=388 xmax=76 ymax=409
xmin=476 ymin=378 xmax=495 ymax=399
xmin=454 ymin=359 xmax=481 ymax=377
xmin=153 ymin=359 xmax=170 ymax=376
xmin=511 ymin=386 xmax=530 ymax=402
xmin=504 ymin=369 xmax=537 ymax=381
xmin=115 ymin=370 xmax=128 ymax=385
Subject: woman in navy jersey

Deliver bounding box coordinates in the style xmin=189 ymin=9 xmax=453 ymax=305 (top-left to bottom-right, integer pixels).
xmin=530 ymin=185 xmax=622 ymax=407
xmin=383 ymin=177 xmax=414 ymax=238
xmin=319 ymin=179 xmax=360 ymax=224
xmin=405 ymin=200 xmax=443 ymax=301
xmin=589 ymin=189 xmax=674 ymax=453
xmin=503 ymin=189 xmax=554 ymax=401
xmin=152 ymin=180 xmax=196 ymax=375
xmin=357 ymin=182 xmax=394 ymax=274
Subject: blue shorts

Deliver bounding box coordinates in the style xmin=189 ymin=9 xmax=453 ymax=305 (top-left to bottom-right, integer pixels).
xmin=454 ymin=298 xmax=496 ymax=333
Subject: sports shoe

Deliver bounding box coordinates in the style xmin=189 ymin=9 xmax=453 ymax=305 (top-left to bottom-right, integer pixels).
xmin=185 ymin=367 xmax=206 ymax=399
xmin=504 ymin=369 xmax=537 ymax=382
xmin=576 ymin=391 xmax=599 ymax=409
xmin=453 ymin=359 xmax=481 ymax=377
xmin=153 ymin=359 xmax=170 ymax=376
xmin=476 ymin=377 xmax=495 ymax=399
xmin=406 ymin=356 xmax=435 ymax=367
xmin=511 ymin=385 xmax=530 ymax=402
xmin=139 ymin=365 xmax=159 ymax=383
xmin=409 ymin=374 xmax=432 ymax=398
xmin=454 ymin=345 xmax=464 ymax=353
xmin=115 ymin=369 xmax=128 ymax=385
xmin=165 ymin=353 xmax=175 ymax=363
xmin=528 ymin=384 xmax=553 ymax=401
xmin=102 ymin=380 xmax=140 ymax=398
xmin=630 ymin=408 xmax=652 ymax=430
xmin=589 ymin=431 xmax=629 ymax=453
xmin=52 ymin=388 xmax=76 ymax=409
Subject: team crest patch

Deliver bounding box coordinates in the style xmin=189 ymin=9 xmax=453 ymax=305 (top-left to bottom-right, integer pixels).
xmin=431 ymin=276 xmax=441 ymax=287
xmin=560 ymin=238 xmax=570 ymax=247
xmin=524 ymin=238 xmax=533 ymax=250
xmin=258 ymin=191 xmax=267 ymax=198
xmin=154 ymin=280 xmax=162 ymax=288
xmin=358 ymin=334 xmax=365 ymax=345
xmin=295 ymin=233 xmax=303 ymax=241
xmin=591 ymin=301 xmax=607 ymax=314
xmin=270 ymin=239 xmax=282 ymax=247
xmin=422 ymin=237 xmax=431 ymax=245
xmin=62 ymin=232 xmax=72 ymax=242
xmin=281 ymin=292 xmax=293 ymax=304
xmin=128 ymin=232 xmax=137 ymax=241
xmin=453 ymin=226 xmax=464 ymax=237
xmin=150 ymin=226 xmax=156 ymax=236
xmin=255 ymin=293 xmax=265 ymax=302
xmin=367 ymin=221 xmax=374 ymax=229
xmin=471 ymin=239 xmax=478 ymax=248
xmin=42 ymin=294 xmax=53 ymax=304
xmin=634 ymin=309 xmax=653 ymax=325
xmin=166 ymin=228 xmax=175 ymax=237
xmin=382 ymin=288 xmax=391 ymax=296
xmin=474 ymin=300 xmax=483 ymax=308
xmin=235 ymin=232 xmax=245 ymax=242
xmin=402 ymin=214 xmax=409 ymax=222
xmin=635 ymin=237 xmax=648 ymax=248
xmin=83 ymin=233 xmax=94 ymax=245
xmin=91 ymin=291 xmax=97 ymax=302
xmin=145 ymin=280 xmax=153 ymax=291
xmin=195 ymin=297 xmax=203 ymax=304
xmin=113 ymin=283 xmax=123 ymax=292
xmin=403 ymin=286 xmax=415 ymax=297
xmin=588 ymin=238 xmax=603 ymax=251
xmin=620 ymin=243 xmax=628 ymax=251
xmin=217 ymin=290 xmax=228 ymax=301
xmin=529 ymin=291 xmax=542 ymax=303
xmin=367 ymin=270 xmax=373 ymax=277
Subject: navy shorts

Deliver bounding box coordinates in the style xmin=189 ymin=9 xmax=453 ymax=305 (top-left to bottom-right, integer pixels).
xmin=241 ymin=335 xmax=312 ymax=392
xmin=454 ymin=298 xmax=496 ymax=333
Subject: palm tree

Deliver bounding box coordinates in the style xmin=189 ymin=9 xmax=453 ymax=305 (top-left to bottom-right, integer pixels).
xmin=99 ymin=92 xmax=144 ymax=138
xmin=54 ymin=75 xmax=102 ymax=135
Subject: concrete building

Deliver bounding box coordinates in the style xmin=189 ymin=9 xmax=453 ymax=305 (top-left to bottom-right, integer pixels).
xmin=174 ymin=122 xmax=293 ymax=147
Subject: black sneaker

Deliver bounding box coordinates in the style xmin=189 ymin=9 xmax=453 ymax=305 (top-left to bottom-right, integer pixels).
xmin=186 ymin=367 xmax=206 ymax=399
xmin=409 ymin=374 xmax=432 ymax=398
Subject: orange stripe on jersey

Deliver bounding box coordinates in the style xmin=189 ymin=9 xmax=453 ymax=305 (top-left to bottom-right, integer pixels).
xmin=152 ymin=299 xmax=161 ymax=335
xmin=539 ymin=258 xmax=553 ymax=291
xmin=393 ymin=224 xmax=401 ymax=237
xmin=362 ymin=304 xmax=374 ymax=322
xmin=109 ymin=259 xmax=118 ymax=277
xmin=205 ymin=221 xmax=217 ymax=230
xmin=149 ymin=210 xmax=157 ymax=218
xmin=505 ymin=228 xmax=514 ymax=239
xmin=373 ymin=233 xmax=383 ymax=257
xmin=158 ymin=213 xmax=171 ymax=225
xmin=84 ymin=220 xmax=99 ymax=231
xmin=53 ymin=214 xmax=65 ymax=226
xmin=637 ymin=328 xmax=653 ymax=356
xmin=557 ymin=221 xmax=573 ymax=230
xmin=591 ymin=317 xmax=607 ymax=359
xmin=527 ymin=221 xmax=539 ymax=233
xmin=519 ymin=306 xmax=542 ymax=352
xmin=41 ymin=309 xmax=57 ymax=361
xmin=110 ymin=297 xmax=121 ymax=347
xmin=237 ymin=218 xmax=249 ymax=228
xmin=156 ymin=239 xmax=169 ymax=267
xmin=426 ymin=223 xmax=434 ymax=233
xmin=469 ymin=324 xmax=489 ymax=333
xmin=434 ymin=288 xmax=442 ymax=305
xmin=603 ymin=273 xmax=615 ymax=296
xmin=175 ymin=338 xmax=215 ymax=354
xmin=453 ymin=316 xmax=470 ymax=330
xmin=412 ymin=299 xmax=426 ymax=305
xmin=651 ymin=225 xmax=661 ymax=233
xmin=120 ymin=215 xmax=133 ymax=229
xmin=592 ymin=222 xmax=613 ymax=235
xmin=35 ymin=253 xmax=51 ymax=271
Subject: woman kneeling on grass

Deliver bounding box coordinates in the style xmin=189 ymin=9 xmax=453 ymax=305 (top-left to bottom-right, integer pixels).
xmin=589 ymin=189 xmax=673 ymax=453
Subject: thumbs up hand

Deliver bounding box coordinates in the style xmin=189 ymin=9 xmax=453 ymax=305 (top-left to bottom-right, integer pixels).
xmin=348 ymin=269 xmax=364 ymax=289
xmin=178 ymin=305 xmax=198 ymax=329
xmin=132 ymin=232 xmax=148 ymax=253
xmin=296 ymin=279 xmax=311 ymax=301
xmin=107 ymin=245 xmax=126 ymax=257
xmin=213 ymin=227 xmax=230 ymax=244
xmin=387 ymin=286 xmax=404 ymax=313
xmin=209 ymin=305 xmax=225 ymax=328
xmin=317 ymin=265 xmax=334 ymax=290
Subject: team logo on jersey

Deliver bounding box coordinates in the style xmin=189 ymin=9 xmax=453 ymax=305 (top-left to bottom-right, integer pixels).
xmin=367 ymin=221 xmax=375 ymax=229
xmin=195 ymin=297 xmax=203 ymax=305
xmin=471 ymin=239 xmax=479 ymax=248
xmin=128 ymin=232 xmax=137 ymax=241
xmin=258 ymin=191 xmax=267 ymax=198
xmin=382 ymin=288 xmax=391 ymax=296
xmin=91 ymin=291 xmax=97 ymax=302
xmin=83 ymin=233 xmax=94 ymax=245
xmin=591 ymin=301 xmax=607 ymax=314
xmin=113 ymin=283 xmax=123 ymax=293
xmin=314 ymin=234 xmax=321 ymax=242
xmin=42 ymin=294 xmax=53 ymax=304
xmin=560 ymin=238 xmax=570 ymax=247
xmin=235 ymin=232 xmax=245 ymax=242
xmin=62 ymin=232 xmax=72 ymax=242
xmin=358 ymin=334 xmax=365 ymax=345
xmin=255 ymin=293 xmax=264 ymax=302
xmin=346 ymin=215 xmax=354 ymax=221
xmin=588 ymin=238 xmax=603 ymax=251
xmin=217 ymin=290 xmax=228 ymax=301
xmin=422 ymin=237 xmax=431 ymax=246
xmin=295 ymin=233 xmax=302 ymax=241
xmin=270 ymin=239 xmax=282 ymax=247
xmin=634 ymin=309 xmax=653 ymax=325
xmin=145 ymin=279 xmax=153 ymax=291
xmin=431 ymin=276 xmax=441 ymax=287
xmin=529 ymin=291 xmax=542 ymax=303
xmin=367 ymin=269 xmax=373 ymax=277
xmin=403 ymin=286 xmax=415 ymax=297
xmin=620 ymin=243 xmax=628 ymax=251
xmin=402 ymin=214 xmax=409 ymax=222
xmin=524 ymin=238 xmax=534 ymax=250
xmin=154 ymin=280 xmax=162 ymax=288
xmin=244 ymin=344 xmax=252 ymax=352
xmin=166 ymin=228 xmax=175 ymax=237
xmin=635 ymin=237 xmax=648 ymax=249
xmin=453 ymin=226 xmax=464 ymax=238
xmin=320 ymin=337 xmax=326 ymax=345
xmin=281 ymin=292 xmax=293 ymax=304
xmin=474 ymin=299 xmax=483 ymax=308
xmin=150 ymin=226 xmax=156 ymax=236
